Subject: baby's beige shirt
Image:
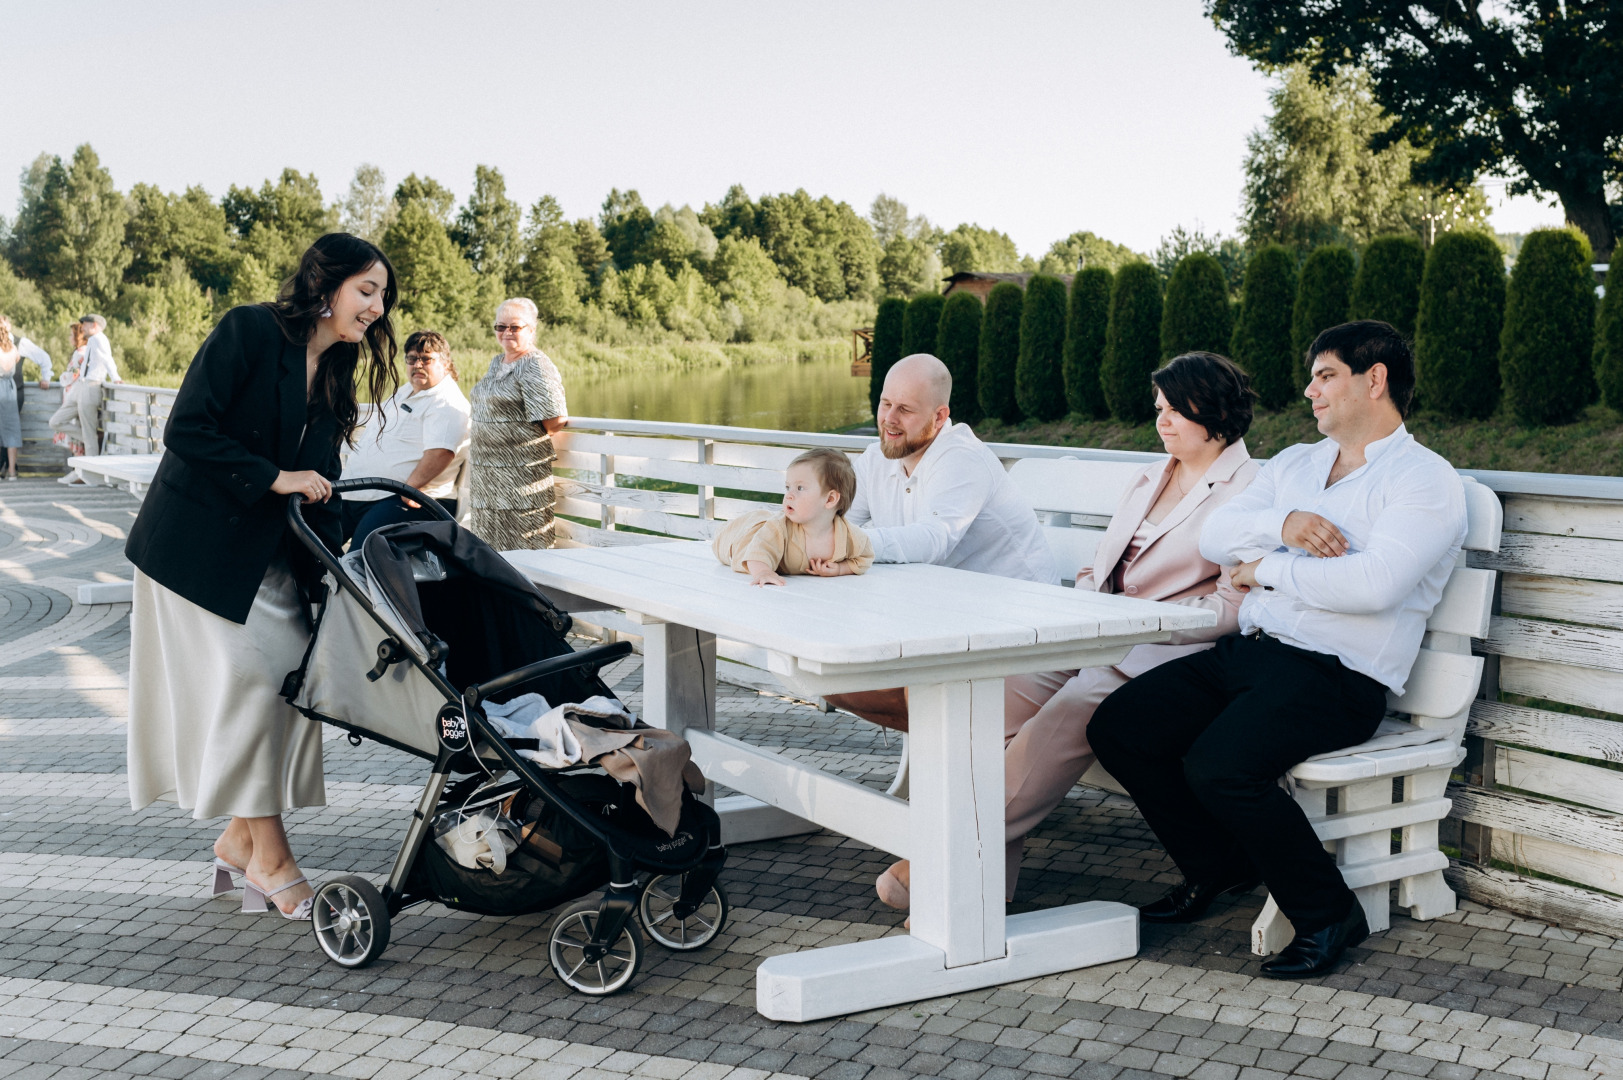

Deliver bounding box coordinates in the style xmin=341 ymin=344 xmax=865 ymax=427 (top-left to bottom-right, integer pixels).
xmin=712 ymin=509 xmax=875 ymax=576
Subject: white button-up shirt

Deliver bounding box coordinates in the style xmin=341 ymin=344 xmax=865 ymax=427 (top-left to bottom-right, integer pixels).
xmin=1199 ymin=426 xmax=1466 ymax=695
xmin=82 ymin=331 xmax=118 ymax=384
xmin=847 ymin=420 xmax=1058 ymax=584
xmin=342 ymin=377 xmax=472 ymax=500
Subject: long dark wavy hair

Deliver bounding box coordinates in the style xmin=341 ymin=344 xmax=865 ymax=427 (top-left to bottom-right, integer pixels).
xmin=267 ymin=233 xmax=400 ymax=446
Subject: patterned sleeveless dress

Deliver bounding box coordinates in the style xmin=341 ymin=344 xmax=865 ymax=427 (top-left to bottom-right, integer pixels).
xmin=468 ymin=350 xmax=568 ymax=550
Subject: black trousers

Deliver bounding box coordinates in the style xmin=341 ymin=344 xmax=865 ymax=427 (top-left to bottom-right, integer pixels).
xmin=341 ymin=495 xmax=459 ymax=550
xmin=1088 ymin=632 xmax=1387 ymax=934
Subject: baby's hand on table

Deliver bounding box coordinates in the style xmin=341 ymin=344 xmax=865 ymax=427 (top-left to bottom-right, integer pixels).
xmin=746 ymin=560 xmax=786 ymax=587
xmin=807 ymin=558 xmax=851 ymax=577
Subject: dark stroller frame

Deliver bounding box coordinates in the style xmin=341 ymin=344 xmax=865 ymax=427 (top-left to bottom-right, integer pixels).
xmin=283 ymin=478 xmax=727 ymax=993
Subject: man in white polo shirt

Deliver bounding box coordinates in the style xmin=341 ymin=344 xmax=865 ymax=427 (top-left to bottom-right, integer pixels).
xmin=340 ymin=330 xmax=471 ymax=547
xmin=827 ymin=352 xmax=1057 ymax=730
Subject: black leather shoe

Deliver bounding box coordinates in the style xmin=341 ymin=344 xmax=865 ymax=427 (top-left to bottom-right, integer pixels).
xmin=1139 ymin=874 xmax=1262 ymax=924
xmin=1259 ymin=901 xmax=1370 ymax=978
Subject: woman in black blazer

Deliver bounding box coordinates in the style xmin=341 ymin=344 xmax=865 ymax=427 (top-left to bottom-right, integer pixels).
xmin=126 ymin=234 xmax=399 ymax=919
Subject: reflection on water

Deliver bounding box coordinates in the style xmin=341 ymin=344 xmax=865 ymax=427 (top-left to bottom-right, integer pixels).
xmin=567 ymin=355 xmax=872 ymax=433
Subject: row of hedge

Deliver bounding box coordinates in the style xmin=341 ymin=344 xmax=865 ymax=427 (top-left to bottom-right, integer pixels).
xmin=871 ymin=228 xmax=1623 ymax=428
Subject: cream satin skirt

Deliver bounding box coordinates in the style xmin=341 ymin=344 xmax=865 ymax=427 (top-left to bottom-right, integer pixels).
xmin=128 ymin=561 xmax=325 ymax=820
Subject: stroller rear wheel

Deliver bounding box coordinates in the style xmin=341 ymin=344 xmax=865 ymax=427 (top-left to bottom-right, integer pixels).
xmin=638 ymin=874 xmax=728 ymax=951
xmin=549 ymin=898 xmax=642 ymax=995
xmin=313 ymin=876 xmax=391 ymax=969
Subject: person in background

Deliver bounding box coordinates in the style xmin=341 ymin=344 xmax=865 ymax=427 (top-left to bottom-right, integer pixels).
xmin=468 ymin=298 xmax=569 ymax=550
xmin=0 ymin=315 xmax=53 ymax=481
xmin=49 ymin=313 xmax=119 ymax=457
xmin=1089 ymin=320 xmax=1467 ymax=979
xmin=339 ymin=329 xmax=471 ymax=548
xmin=125 ymin=234 xmax=400 ymax=921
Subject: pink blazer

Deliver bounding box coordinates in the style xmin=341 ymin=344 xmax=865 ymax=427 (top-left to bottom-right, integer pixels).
xmin=1078 ymin=440 xmax=1260 ymax=677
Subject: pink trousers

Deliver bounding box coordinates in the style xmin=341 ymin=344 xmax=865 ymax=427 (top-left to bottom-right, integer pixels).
xmin=1002 ymin=665 xmax=1128 ymax=898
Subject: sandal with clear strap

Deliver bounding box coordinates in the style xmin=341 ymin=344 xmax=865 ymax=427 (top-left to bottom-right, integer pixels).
xmin=242 ymin=874 xmax=315 ymax=920
xmin=211 ymin=857 xmax=246 ymax=897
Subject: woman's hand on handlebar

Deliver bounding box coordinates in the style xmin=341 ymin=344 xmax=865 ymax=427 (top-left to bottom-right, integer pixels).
xmin=272 ymin=470 xmax=333 ymax=503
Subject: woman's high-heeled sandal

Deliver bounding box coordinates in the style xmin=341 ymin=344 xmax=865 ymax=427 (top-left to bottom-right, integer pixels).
xmin=243 ymin=875 xmax=314 ymax=921
xmin=211 ymin=857 xmax=246 ymax=897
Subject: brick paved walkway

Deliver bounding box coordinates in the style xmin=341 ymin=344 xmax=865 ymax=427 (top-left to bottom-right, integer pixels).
xmin=2 ymin=477 xmax=1620 ymax=1080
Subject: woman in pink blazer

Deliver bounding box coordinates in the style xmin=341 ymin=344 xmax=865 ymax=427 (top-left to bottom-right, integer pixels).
xmin=878 ymin=352 xmax=1262 ymax=912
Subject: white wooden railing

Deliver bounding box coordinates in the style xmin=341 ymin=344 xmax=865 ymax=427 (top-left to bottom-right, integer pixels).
xmin=30 ymin=386 xmax=1623 ymax=938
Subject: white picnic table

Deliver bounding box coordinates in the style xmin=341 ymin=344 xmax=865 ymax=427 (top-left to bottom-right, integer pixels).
xmin=503 ymin=540 xmax=1216 ymax=1022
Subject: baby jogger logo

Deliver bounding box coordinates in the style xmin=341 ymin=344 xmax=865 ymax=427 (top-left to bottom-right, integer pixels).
xmin=437 ymin=706 xmax=471 ymax=752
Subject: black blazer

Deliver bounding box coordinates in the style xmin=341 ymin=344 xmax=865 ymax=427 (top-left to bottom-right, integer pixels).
xmin=126 ymin=304 xmax=344 ymax=624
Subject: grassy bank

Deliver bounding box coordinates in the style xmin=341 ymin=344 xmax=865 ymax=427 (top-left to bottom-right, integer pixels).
xmin=972 ymin=403 xmax=1623 ymax=477
xmin=118 ymin=333 xmax=850 ymax=396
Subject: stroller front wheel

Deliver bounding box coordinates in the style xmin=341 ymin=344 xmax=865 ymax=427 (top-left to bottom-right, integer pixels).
xmin=549 ymin=898 xmax=643 ymax=995
xmin=312 ymin=876 xmax=391 ymax=968
xmin=638 ymin=874 xmax=729 ymax=951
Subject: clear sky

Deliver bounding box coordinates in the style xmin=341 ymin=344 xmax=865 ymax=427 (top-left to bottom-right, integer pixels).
xmin=4 ymin=0 xmax=1562 ymax=257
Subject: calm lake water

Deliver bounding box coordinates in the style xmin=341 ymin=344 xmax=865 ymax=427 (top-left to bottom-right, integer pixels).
xmin=565 ymin=355 xmax=873 ymax=433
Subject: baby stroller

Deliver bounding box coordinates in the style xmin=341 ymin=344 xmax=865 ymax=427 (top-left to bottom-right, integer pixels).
xmin=282 ymin=479 xmax=728 ymax=995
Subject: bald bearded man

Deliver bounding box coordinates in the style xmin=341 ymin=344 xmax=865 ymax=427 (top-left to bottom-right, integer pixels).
xmin=827 ymin=353 xmax=1057 ymax=731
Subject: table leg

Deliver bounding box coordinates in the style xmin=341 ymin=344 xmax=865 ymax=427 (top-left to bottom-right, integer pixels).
xmin=754 ymin=674 xmax=1139 ymax=1022
xmin=641 ymin=620 xmax=818 ymax=844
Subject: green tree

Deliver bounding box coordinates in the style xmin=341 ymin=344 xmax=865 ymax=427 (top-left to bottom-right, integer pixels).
xmin=109 ymin=258 xmax=214 ymax=376
xmin=936 ymin=291 xmax=982 ymax=423
xmin=1039 ymin=230 xmax=1145 ymax=275
xmin=572 ymin=219 xmax=612 ymax=291
xmin=901 ymin=292 xmax=945 ymax=357
xmin=339 ymin=164 xmax=395 ymax=243
xmin=1016 ymin=274 xmax=1068 ymax=421
xmin=1211 ymin=0 xmax=1623 ymax=261
xmin=1233 ymin=245 xmax=1299 ymax=409
xmin=1500 ymin=228 xmax=1597 ymax=425
xmin=1414 ymin=230 xmax=1505 ymax=419
xmin=4 ymin=154 xmax=59 ymax=282
xmin=1292 ymin=245 xmax=1355 ymax=361
xmin=1596 ymin=260 xmax=1623 ymax=412
xmin=878 ymin=236 xmax=940 ymax=298
xmin=1102 ymin=262 xmax=1164 ymax=423
xmin=451 ymin=165 xmax=521 ymax=285
xmin=754 ymin=190 xmax=880 ymax=302
xmin=1161 ymin=252 xmax=1232 ymax=359
xmin=1238 ymin=65 xmax=1488 ymax=252
xmin=1064 ymin=267 xmax=1113 ymax=418
xmin=123 ymin=183 xmax=234 ymax=296
xmin=381 ymin=199 xmax=480 ymax=331
xmin=978 ymin=283 xmax=1024 ymax=423
xmin=11 ymin=145 xmax=131 ymax=304
xmin=1352 ymin=234 xmax=1426 ymax=338
xmin=224 ymin=168 xmax=337 ymax=281
xmin=392 ymin=174 xmax=456 ymax=223
xmin=938 ymin=223 xmax=1023 ymax=275
xmin=1153 ymin=225 xmax=1249 ymax=297
xmin=870 ymin=297 xmax=907 ymax=415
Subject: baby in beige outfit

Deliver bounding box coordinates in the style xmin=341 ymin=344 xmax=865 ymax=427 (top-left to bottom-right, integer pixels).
xmin=712 ymin=448 xmax=874 ymax=586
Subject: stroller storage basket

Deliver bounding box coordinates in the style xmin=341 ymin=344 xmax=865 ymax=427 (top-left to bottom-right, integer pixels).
xmin=282 ymin=480 xmax=729 ymax=993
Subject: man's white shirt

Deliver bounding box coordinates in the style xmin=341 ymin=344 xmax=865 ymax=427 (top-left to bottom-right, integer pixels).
xmin=9 ymin=334 xmax=53 ymax=381
xmin=341 ymin=378 xmax=472 ymax=500
xmin=1199 ymin=425 xmax=1466 ymax=695
xmin=82 ymin=332 xmax=118 ymax=384
xmin=847 ymin=420 xmax=1058 ymax=584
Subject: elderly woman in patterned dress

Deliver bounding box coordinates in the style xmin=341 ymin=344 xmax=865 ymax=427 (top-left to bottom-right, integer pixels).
xmin=468 ymin=298 xmax=569 ymax=548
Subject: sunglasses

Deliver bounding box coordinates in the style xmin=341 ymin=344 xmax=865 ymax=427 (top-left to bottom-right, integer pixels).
xmin=405 ymin=354 xmax=445 ymax=367
xmin=493 ymin=323 xmax=532 ymax=334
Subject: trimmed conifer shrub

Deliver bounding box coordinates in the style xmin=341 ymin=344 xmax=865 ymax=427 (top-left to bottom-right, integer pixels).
xmin=1064 ymin=266 xmax=1112 ymax=418
xmin=1292 ymin=245 xmax=1356 ymax=361
xmin=1414 ymin=230 xmax=1505 ymax=419
xmin=1015 ymin=274 xmax=1069 ymax=421
xmin=1598 ymin=260 xmax=1623 ymax=412
xmin=936 ymin=290 xmax=983 ymax=423
xmin=1233 ymin=245 xmax=1298 ymax=410
xmin=1502 ymin=228 xmax=1597 ymax=425
xmin=978 ymin=282 xmax=1024 ymax=424
xmin=1160 ymin=252 xmax=1231 ymax=359
xmin=869 ymin=297 xmax=907 ymax=416
xmin=1352 ymin=234 xmax=1425 ymax=338
xmin=901 ymin=292 xmax=946 ymax=358
xmin=1101 ymin=262 xmax=1163 ymax=424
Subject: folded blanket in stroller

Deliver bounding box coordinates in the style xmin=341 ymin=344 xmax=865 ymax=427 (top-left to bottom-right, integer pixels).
xmin=486 ymin=694 xmax=703 ymax=837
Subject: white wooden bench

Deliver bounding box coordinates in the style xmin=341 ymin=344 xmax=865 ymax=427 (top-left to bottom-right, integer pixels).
xmin=65 ymin=452 xmax=162 ymax=497
xmin=1007 ymin=456 xmax=1505 ymax=953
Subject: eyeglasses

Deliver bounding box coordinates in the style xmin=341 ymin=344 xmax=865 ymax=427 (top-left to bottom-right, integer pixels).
xmin=493 ymin=323 xmax=531 ymax=334
xmin=404 ymin=354 xmax=443 ymax=367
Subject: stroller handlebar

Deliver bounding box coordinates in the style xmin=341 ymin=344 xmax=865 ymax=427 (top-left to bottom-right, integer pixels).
xmin=467 ymin=640 xmax=634 ymax=705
